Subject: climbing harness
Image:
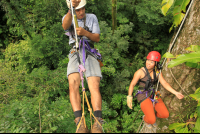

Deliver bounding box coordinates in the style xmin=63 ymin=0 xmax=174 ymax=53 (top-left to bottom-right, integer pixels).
xmin=135 ymin=66 xmax=160 ymax=104
xmin=68 ymin=1 xmax=104 ymax=132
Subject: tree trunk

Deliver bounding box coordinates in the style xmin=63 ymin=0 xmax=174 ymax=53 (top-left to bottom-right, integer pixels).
xmin=112 ymin=0 xmax=117 ymax=33
xmin=157 ymin=0 xmax=200 ymax=132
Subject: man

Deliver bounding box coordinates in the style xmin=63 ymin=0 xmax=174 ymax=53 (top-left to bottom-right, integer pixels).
xmin=62 ymin=0 xmax=103 ymax=133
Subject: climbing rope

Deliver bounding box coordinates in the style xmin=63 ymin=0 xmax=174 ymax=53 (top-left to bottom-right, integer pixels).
xmin=75 ymin=38 xmax=104 ymax=132
xmin=136 ymin=0 xmax=194 ymax=132
xmin=69 ymin=0 xmax=79 ymax=50
xmin=160 ymin=0 xmax=195 ymax=97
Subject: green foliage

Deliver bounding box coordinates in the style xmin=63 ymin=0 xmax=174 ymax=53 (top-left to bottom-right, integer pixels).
xmin=0 ymin=0 xmax=174 ymax=133
xmin=0 ymin=97 xmax=75 ymax=133
xmin=163 ymin=45 xmax=200 ymax=68
xmin=161 ymin=0 xmax=191 ymax=32
xmin=168 ymin=87 xmax=200 ymax=133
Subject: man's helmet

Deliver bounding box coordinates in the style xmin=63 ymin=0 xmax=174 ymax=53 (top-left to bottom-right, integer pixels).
xmin=146 ymin=51 xmax=161 ymax=62
xmin=66 ymin=0 xmax=86 ymax=10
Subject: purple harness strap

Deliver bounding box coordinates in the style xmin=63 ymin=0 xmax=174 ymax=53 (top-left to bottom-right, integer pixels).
xmin=78 ymin=38 xmax=102 ymax=91
xmin=135 ymin=88 xmax=157 ymax=103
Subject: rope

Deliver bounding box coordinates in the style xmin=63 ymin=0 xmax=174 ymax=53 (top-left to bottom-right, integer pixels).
xmin=69 ymin=0 xmax=79 ymax=49
xmin=76 ymin=40 xmax=104 ymax=132
xmin=76 ymin=89 xmax=103 ymax=132
xmin=137 ymin=120 xmax=144 ymax=133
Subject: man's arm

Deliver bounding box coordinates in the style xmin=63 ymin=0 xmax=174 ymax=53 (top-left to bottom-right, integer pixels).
xmin=76 ymin=27 xmax=100 ymax=42
xmin=62 ymin=11 xmax=72 ymax=30
xmin=62 ymin=0 xmax=81 ymax=30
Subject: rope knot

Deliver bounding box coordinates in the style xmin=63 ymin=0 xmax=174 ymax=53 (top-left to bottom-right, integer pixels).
xmin=88 ymin=108 xmax=92 ymax=112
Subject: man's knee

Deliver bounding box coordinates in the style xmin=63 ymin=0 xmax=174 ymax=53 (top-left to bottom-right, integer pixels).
xmin=68 ymin=73 xmax=80 ymax=90
xmin=87 ymin=77 xmax=100 ymax=90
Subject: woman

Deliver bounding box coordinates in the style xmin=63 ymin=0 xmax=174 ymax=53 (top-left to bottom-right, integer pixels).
xmin=127 ymin=51 xmax=184 ymax=128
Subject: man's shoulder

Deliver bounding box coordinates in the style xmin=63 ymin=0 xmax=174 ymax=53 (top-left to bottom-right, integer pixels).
xmin=86 ymin=13 xmax=98 ymax=19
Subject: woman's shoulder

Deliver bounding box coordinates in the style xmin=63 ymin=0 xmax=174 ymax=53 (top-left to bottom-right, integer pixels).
xmin=135 ymin=67 xmax=145 ymax=75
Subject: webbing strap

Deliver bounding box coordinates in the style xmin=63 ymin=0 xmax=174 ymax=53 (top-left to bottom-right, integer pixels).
xmin=144 ymin=67 xmax=152 ymax=91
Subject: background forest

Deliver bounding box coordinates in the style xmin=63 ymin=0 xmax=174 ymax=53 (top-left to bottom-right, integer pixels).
xmin=0 ymin=0 xmax=181 ymax=133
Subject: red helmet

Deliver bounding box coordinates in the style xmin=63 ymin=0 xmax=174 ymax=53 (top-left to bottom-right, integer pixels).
xmin=146 ymin=51 xmax=161 ymax=62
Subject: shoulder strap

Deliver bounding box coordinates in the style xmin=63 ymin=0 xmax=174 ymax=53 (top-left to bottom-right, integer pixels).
xmin=144 ymin=66 xmax=152 ymax=90
xmin=144 ymin=66 xmax=151 ymax=81
xmin=136 ymin=68 xmax=147 ymax=85
xmin=153 ymin=69 xmax=156 ymax=84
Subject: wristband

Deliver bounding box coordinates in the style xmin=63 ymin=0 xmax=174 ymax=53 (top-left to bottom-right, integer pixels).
xmin=127 ymin=95 xmax=133 ymax=97
xmin=68 ymin=9 xmax=72 ymax=15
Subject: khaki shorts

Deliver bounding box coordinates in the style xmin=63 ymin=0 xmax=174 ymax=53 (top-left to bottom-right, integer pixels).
xmin=67 ymin=49 xmax=102 ymax=79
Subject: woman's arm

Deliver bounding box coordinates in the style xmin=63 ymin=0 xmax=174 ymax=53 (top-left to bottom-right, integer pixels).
xmin=159 ymin=72 xmax=184 ymax=99
xmin=128 ymin=70 xmax=142 ymax=96
xmin=127 ymin=69 xmax=142 ymax=109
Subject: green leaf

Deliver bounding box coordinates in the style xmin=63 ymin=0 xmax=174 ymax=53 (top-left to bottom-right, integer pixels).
xmin=197 ymin=63 xmax=200 ymax=69
xmin=185 ymin=62 xmax=198 ymax=68
xmin=194 ymin=118 xmax=200 ymax=132
xmin=186 ymin=45 xmax=200 ymax=52
xmin=190 ymin=113 xmax=194 ymax=119
xmin=161 ymin=0 xmax=174 ymax=16
xmin=190 ymin=93 xmax=200 ymax=101
xmin=20 ymin=129 xmax=27 ymax=133
xmin=47 ymin=114 xmax=52 ymax=117
xmin=195 ymin=87 xmax=200 ymax=94
xmin=169 ymin=123 xmax=186 ymax=130
xmin=174 ymin=126 xmax=184 ymax=133
xmin=168 ymin=52 xmax=200 ymax=68
xmin=197 ymin=106 xmax=200 ymax=118
xmin=174 ymin=0 xmax=190 ymax=13
xmin=51 ymin=126 xmax=58 ymax=131
xmin=182 ymin=126 xmax=189 ymax=133
xmin=173 ymin=13 xmax=185 ymax=26
xmin=162 ymin=52 xmax=175 ymax=58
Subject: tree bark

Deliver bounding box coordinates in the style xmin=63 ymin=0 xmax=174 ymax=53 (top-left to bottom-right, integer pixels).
xmin=157 ymin=0 xmax=200 ymax=132
xmin=112 ymin=0 xmax=117 ymax=33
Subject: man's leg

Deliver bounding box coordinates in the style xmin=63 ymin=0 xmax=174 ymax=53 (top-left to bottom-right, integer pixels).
xmin=87 ymin=76 xmax=102 ymax=112
xmin=68 ymin=73 xmax=89 ymax=133
xmin=87 ymin=76 xmax=104 ymax=133
xmin=68 ymin=73 xmax=81 ymax=112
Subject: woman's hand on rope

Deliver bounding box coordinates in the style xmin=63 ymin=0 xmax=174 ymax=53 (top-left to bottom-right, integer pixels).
xmin=127 ymin=95 xmax=133 ymax=109
xmin=175 ymin=92 xmax=184 ymax=99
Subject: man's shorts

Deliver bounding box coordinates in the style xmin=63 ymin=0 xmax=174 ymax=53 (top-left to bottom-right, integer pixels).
xmin=67 ymin=49 xmax=102 ymax=79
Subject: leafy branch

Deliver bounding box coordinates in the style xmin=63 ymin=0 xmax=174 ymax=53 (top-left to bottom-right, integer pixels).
xmin=161 ymin=0 xmax=191 ymax=32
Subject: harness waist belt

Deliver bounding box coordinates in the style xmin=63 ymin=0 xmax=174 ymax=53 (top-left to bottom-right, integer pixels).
xmin=70 ymin=41 xmax=94 ymax=49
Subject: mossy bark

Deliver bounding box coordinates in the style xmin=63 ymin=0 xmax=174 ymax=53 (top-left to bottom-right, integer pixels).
xmin=156 ymin=0 xmax=200 ymax=132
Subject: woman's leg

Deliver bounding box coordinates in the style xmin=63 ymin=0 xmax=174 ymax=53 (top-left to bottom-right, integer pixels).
xmin=154 ymin=98 xmax=169 ymax=118
xmin=140 ymin=98 xmax=156 ymax=124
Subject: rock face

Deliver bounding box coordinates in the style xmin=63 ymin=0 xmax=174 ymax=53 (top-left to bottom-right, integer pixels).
xmin=156 ymin=0 xmax=200 ymax=133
